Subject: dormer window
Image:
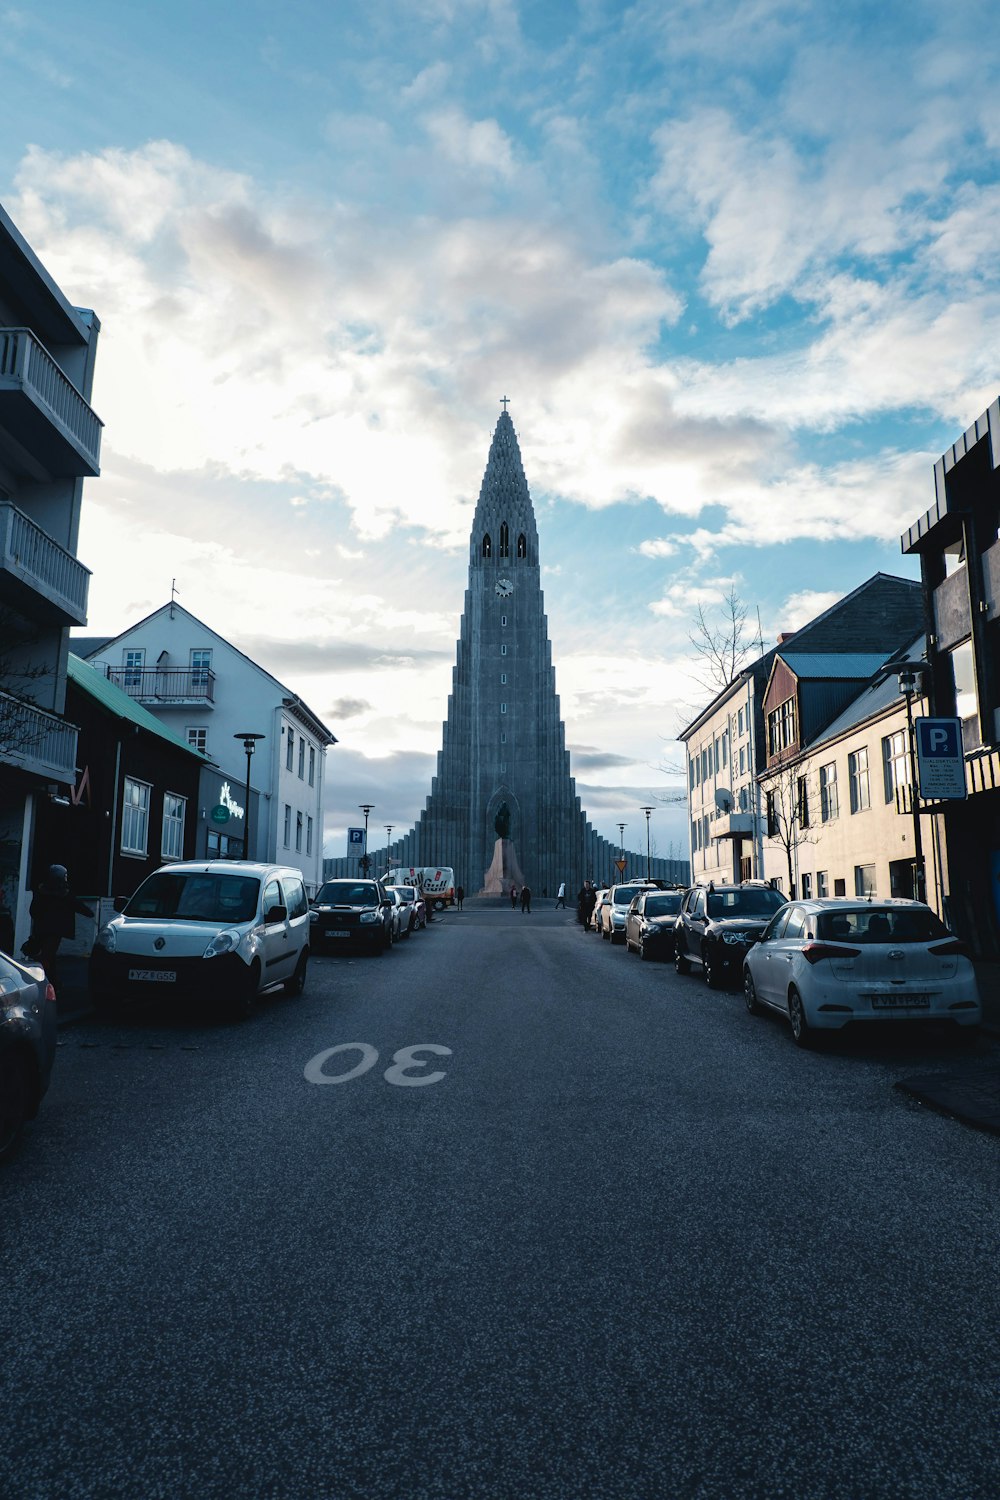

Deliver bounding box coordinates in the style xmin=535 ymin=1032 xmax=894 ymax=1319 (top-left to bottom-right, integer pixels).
xmin=517 ymin=533 xmax=526 ymax=559
xmin=482 ymin=533 xmax=492 ymax=558
xmin=499 ymin=522 xmax=509 ymax=558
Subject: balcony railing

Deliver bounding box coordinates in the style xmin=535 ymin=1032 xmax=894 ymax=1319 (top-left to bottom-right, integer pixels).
xmin=105 ymin=666 xmax=216 ymax=704
xmin=0 ymin=690 xmax=78 ymax=782
xmin=0 ymin=328 xmax=103 ymax=477
xmin=0 ymin=501 xmax=90 ymax=624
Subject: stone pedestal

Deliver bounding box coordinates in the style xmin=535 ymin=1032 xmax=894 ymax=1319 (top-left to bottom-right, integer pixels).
xmin=480 ymin=838 xmax=525 ymax=896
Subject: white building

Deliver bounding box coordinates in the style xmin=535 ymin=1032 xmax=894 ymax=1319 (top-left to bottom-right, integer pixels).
xmin=78 ymin=603 xmax=336 ymax=893
xmin=0 ymin=201 xmax=102 ymax=944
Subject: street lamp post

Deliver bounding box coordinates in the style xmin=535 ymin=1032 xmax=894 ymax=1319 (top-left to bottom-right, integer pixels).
xmin=359 ymin=804 xmax=373 ymax=875
xmin=233 ymin=733 xmax=264 ymax=859
xmin=385 ymin=826 xmax=393 ymax=879
xmin=617 ymin=822 xmax=626 ymax=881
xmin=640 ymin=805 xmax=654 ymax=880
xmin=896 ymin=666 xmax=926 ymax=903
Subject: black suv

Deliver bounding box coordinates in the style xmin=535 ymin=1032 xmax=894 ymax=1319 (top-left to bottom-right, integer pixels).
xmin=674 ymin=882 xmax=787 ymax=988
xmin=309 ymin=878 xmax=395 ymax=954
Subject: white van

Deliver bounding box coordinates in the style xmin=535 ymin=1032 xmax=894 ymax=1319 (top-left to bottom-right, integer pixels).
xmin=90 ymin=861 xmax=311 ymax=1018
xmin=386 ymin=867 xmax=456 ymax=909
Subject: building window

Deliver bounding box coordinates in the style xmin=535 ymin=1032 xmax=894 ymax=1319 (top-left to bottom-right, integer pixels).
xmin=739 ymin=746 xmax=746 ymax=774
xmin=801 ymin=873 xmax=812 ymax=899
xmin=501 ymin=703 xmax=507 ymax=714
xmin=766 ymin=791 xmax=778 ymax=837
xmin=721 ymin=732 xmax=728 ymax=767
xmin=834 ymin=878 xmax=846 ymax=897
xmin=950 ymin=639 xmax=978 ymax=728
xmin=689 ymin=757 xmax=697 ymax=790
xmin=298 ymin=738 xmax=306 ymax=779
xmin=797 ymin=776 xmax=809 ymax=828
xmin=501 ymin=615 xmax=507 ymax=627
xmin=738 ymin=707 xmax=745 ymax=736
xmin=767 ymin=697 xmax=797 ymax=758
xmin=123 ymin=648 xmax=144 ymax=690
xmin=882 ymin=730 xmax=909 ymax=805
xmin=283 ymin=804 xmax=292 ymax=846
xmin=309 ymin=746 xmax=316 ymax=787
xmin=817 ymin=870 xmax=829 ymax=897
xmin=501 ymin=645 xmax=507 ymax=656
xmin=499 ymin=522 xmax=509 ymax=557
xmin=500 ymin=732 xmax=507 ymax=743
xmin=161 ymin=793 xmax=186 ymax=860
xmin=286 ymin=729 xmax=294 ymax=771
xmin=517 ymin=532 xmax=527 ymax=558
xmin=848 ymin=747 xmax=870 ymax=813
xmin=482 ymin=533 xmax=491 ymax=558
xmin=854 ymin=864 xmax=876 ymax=897
xmin=501 ymin=673 xmax=507 ymax=684
xmin=820 ymin=763 xmax=839 ymax=822
xmin=307 ymin=816 xmax=313 ymax=856
xmin=207 ymin=831 xmax=239 ymax=859
xmin=296 ymin=811 xmax=303 ymax=852
xmin=186 ymin=727 xmax=208 ymax=753
xmin=121 ymin=777 xmax=150 ymax=855
xmin=190 ymin=648 xmax=212 ymax=688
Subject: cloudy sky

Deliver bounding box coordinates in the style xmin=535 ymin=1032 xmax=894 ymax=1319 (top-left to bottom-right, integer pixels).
xmin=4 ymin=0 xmax=999 ymax=861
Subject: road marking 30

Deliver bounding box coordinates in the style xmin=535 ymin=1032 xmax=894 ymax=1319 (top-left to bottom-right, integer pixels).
xmin=304 ymin=1043 xmax=452 ymax=1087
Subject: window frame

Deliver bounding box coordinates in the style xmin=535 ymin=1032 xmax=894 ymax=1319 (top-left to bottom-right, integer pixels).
xmin=161 ymin=792 xmax=186 ymax=861
xmin=121 ymin=776 xmax=151 ymax=856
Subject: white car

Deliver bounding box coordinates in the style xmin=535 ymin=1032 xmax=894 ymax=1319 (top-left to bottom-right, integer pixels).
xmin=599 ymin=882 xmax=659 ymax=943
xmin=589 ymin=889 xmax=610 ymax=932
xmin=742 ymin=898 xmax=981 ymax=1047
xmin=91 ymin=862 xmax=311 ymax=1018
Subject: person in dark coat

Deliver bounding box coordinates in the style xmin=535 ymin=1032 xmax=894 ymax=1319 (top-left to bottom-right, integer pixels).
xmin=520 ymin=885 xmax=532 ymax=913
xmin=26 ymin=865 xmax=92 ymax=980
xmin=577 ymin=881 xmax=596 ymax=929
xmin=510 ymin=885 xmax=518 ymax=909
xmin=456 ymin=885 xmax=465 ymax=911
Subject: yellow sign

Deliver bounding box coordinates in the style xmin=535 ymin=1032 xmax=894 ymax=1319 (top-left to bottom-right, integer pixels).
xmin=615 ymin=858 xmax=627 ymax=872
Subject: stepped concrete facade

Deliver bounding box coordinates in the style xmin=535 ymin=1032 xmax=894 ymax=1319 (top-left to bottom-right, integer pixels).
xmin=382 ymin=409 xmax=688 ymax=896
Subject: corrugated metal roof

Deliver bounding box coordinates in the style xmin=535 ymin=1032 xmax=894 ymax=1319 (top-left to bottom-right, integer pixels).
xmin=780 ymin=653 xmax=889 ymax=679
xmin=808 ymin=638 xmax=926 ymax=748
xmin=67 ymin=654 xmax=208 ymax=760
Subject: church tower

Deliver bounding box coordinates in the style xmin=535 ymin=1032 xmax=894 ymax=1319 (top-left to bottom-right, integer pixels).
xmin=394 ymin=405 xmax=671 ymax=896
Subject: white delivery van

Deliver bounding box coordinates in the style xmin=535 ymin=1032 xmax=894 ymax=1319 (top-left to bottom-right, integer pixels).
xmin=386 ymin=867 xmax=456 ymax=909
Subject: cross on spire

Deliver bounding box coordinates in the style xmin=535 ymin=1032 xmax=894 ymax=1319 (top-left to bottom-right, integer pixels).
xmin=500 ymin=395 xmax=510 ymax=412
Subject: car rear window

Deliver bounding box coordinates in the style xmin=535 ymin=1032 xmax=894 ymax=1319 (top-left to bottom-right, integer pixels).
xmin=815 ymin=907 xmax=950 ymax=943
xmin=126 ymin=872 xmax=261 ymax=923
xmin=614 ymin=887 xmax=646 ymax=905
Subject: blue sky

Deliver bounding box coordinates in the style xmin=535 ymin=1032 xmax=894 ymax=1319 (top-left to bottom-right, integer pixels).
xmin=4 ymin=0 xmax=999 ymax=862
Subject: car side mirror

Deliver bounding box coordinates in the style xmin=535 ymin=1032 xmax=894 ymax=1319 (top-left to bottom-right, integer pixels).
xmin=113 ymin=895 xmax=129 ymax=913
xmin=265 ymin=904 xmax=287 ymax=924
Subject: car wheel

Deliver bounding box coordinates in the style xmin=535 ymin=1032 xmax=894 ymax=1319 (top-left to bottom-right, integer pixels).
xmin=675 ymin=947 xmax=690 ymax=975
xmin=703 ymin=946 xmax=722 ymax=989
xmin=744 ymin=969 xmax=762 ymax=1015
xmin=284 ymin=951 xmax=308 ymax=997
xmin=0 ymin=1051 xmax=33 ymax=1161
xmin=640 ymin=939 xmax=652 ymax=961
xmin=787 ymin=987 xmax=814 ymax=1048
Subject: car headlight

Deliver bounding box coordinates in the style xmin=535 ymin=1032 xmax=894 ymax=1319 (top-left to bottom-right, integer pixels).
xmin=95 ymin=925 xmax=117 ymax=954
xmin=723 ymin=931 xmax=749 ymax=945
xmin=360 ymin=910 xmax=379 ymax=924
xmin=203 ymin=928 xmax=243 ymax=958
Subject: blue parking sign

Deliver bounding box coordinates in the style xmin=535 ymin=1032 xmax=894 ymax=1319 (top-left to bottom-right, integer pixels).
xmin=347 ymin=826 xmax=365 ymax=851
xmin=915 ymin=717 xmax=966 ymax=799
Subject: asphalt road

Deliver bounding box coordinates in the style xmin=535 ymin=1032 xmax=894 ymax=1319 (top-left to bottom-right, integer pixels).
xmin=3 ymin=906 xmax=1000 ymax=1500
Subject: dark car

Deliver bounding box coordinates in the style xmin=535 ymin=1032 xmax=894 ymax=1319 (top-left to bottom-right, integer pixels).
xmin=1 ymin=949 xmax=58 ymax=1161
xmin=309 ymin=879 xmax=395 ymax=954
xmin=624 ymin=889 xmax=683 ymax=960
xmin=674 ymin=882 xmax=787 ymax=988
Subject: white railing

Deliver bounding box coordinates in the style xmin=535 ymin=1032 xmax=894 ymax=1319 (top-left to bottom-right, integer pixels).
xmin=0 ymin=328 xmax=103 ymax=472
xmin=0 ymin=501 xmax=90 ymax=619
xmin=0 ymin=690 xmax=78 ymax=781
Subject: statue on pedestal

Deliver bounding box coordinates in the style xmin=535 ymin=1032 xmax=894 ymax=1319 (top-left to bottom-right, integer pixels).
xmin=480 ymin=801 xmax=526 ymax=895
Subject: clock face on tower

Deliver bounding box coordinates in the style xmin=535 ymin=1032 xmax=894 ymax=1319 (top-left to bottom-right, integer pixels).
xmin=495 ymin=578 xmax=513 ymax=598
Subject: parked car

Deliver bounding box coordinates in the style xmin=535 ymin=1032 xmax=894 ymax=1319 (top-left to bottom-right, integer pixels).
xmin=625 ymin=888 xmax=683 ymax=960
xmin=91 ymin=862 xmax=312 ymax=1017
xmin=309 ymin=878 xmax=395 ymax=956
xmin=384 ymin=887 xmax=413 ymax=939
xmin=599 ymin=882 xmax=660 ymax=943
xmin=392 ymin=885 xmax=427 ymax=932
xmin=590 ymin=889 xmax=610 ymax=932
xmin=675 ymin=882 xmax=787 ymax=988
xmin=743 ymin=898 xmax=982 ymax=1047
xmin=0 ymin=949 xmax=57 ymax=1161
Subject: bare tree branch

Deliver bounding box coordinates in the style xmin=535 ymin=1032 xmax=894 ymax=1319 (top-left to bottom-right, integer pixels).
xmin=688 ymin=586 xmax=755 ymax=695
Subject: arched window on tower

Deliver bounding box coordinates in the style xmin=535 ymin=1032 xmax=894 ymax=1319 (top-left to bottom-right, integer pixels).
xmin=499 ymin=522 xmax=509 ymax=557
xmin=517 ymin=533 xmax=527 ymax=559
xmin=482 ymin=533 xmax=492 ymax=558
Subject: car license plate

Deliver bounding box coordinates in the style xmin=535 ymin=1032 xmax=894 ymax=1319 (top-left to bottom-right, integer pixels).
xmin=867 ymin=993 xmax=929 ymax=1009
xmin=129 ymin=968 xmax=177 ymax=982
xmin=325 ymin=930 xmax=350 ymax=938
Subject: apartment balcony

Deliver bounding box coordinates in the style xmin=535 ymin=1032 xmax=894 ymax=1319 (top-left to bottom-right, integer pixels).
xmin=0 ymin=328 xmax=103 ymax=479
xmin=0 ymin=501 xmax=90 ymax=625
xmin=712 ymin=812 xmax=756 ymax=841
xmin=105 ymin=665 xmax=216 ymax=708
xmin=0 ymin=690 xmax=78 ymax=782
xmin=932 ymin=566 xmax=971 ymax=652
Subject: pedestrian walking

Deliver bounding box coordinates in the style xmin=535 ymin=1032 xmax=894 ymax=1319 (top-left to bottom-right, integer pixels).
xmin=555 ymin=881 xmax=566 ymax=908
xmin=24 ymin=864 xmax=92 ymax=982
xmin=456 ymin=884 xmax=465 ymax=911
xmin=520 ymin=885 xmax=532 ymax=913
xmin=577 ymin=880 xmax=596 ymax=929
xmin=510 ymin=885 xmax=519 ymax=909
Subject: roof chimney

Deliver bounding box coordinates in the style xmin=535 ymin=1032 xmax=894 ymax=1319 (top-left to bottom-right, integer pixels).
xmin=776 ymin=632 xmax=795 ymax=644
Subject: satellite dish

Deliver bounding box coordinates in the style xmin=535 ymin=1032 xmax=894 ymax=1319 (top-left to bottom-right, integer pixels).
xmin=714 ymin=787 xmax=734 ymax=813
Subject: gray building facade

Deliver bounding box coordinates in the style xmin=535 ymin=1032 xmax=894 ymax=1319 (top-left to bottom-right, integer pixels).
xmin=391 ymin=409 xmax=688 ymax=895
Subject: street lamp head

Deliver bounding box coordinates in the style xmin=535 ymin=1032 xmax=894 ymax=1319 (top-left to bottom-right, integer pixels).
xmin=893 ymin=662 xmax=926 ymax=697
xmin=234 ymin=731 xmax=265 ymax=752
xmin=359 ymin=803 xmax=374 ymax=816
